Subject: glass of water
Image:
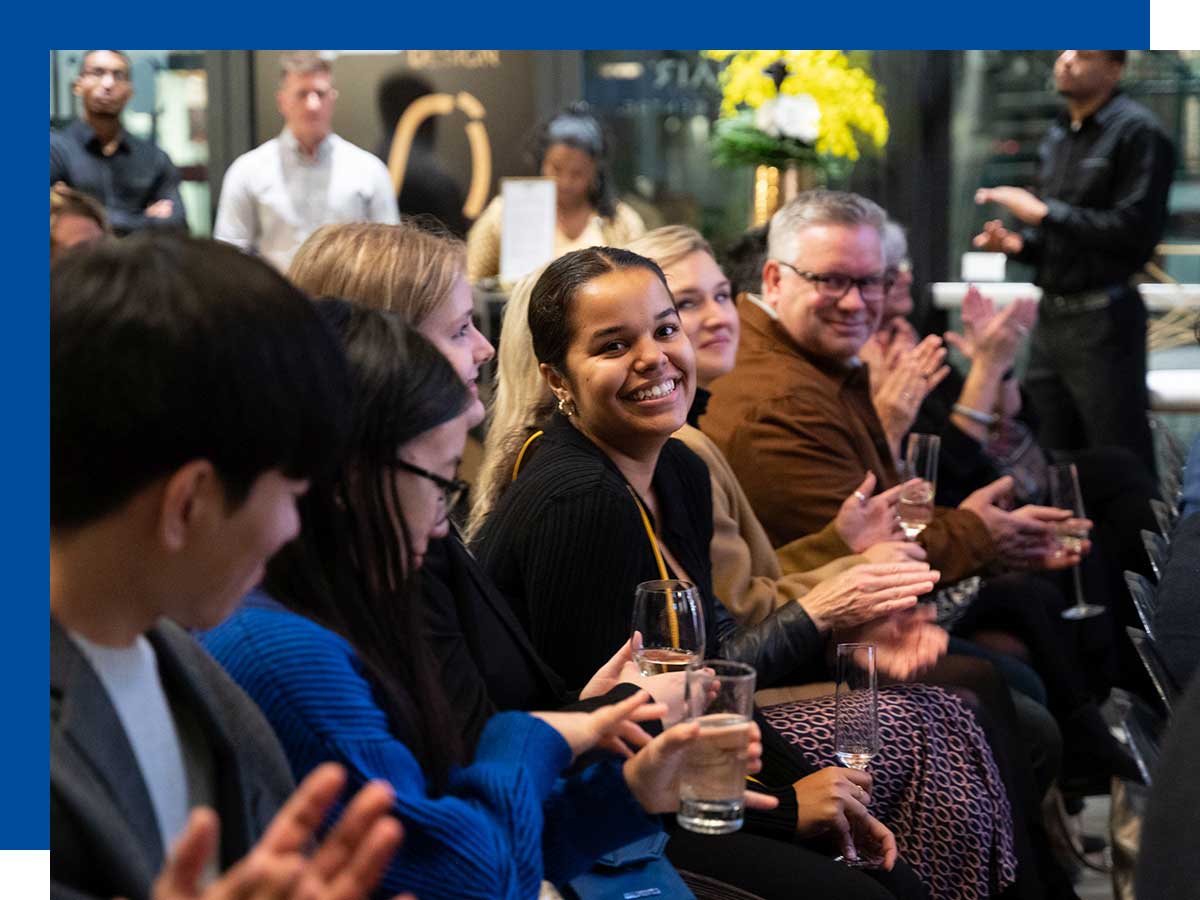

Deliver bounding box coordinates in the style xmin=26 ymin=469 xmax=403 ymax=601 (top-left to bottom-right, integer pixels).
xmin=632 ymin=580 xmax=705 ymax=676
xmin=835 ymin=643 xmax=880 ymax=867
xmin=677 ymin=660 xmax=756 ymax=835
xmin=898 ymin=433 xmax=940 ymax=539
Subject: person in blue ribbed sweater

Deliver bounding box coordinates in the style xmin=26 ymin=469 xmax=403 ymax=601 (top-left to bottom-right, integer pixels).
xmin=204 ymin=300 xmax=774 ymax=900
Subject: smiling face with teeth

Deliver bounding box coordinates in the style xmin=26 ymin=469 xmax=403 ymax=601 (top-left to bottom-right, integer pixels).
xmin=763 ymin=223 xmax=886 ymax=364
xmin=544 ymin=265 xmax=695 ymax=458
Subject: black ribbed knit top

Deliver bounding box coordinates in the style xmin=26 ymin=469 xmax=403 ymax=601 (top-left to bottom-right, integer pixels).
xmin=472 ymin=413 xmax=717 ymax=690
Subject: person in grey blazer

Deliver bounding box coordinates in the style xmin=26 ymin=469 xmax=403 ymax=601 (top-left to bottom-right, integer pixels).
xmin=50 ymin=234 xmax=406 ymax=900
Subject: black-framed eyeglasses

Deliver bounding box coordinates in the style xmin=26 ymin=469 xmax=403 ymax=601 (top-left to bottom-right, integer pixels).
xmin=391 ymin=460 xmax=469 ymax=512
xmin=82 ymin=66 xmax=131 ymax=83
xmin=775 ymin=260 xmax=894 ymax=303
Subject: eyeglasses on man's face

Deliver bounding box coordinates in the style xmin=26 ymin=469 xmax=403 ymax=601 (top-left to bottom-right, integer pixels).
xmin=81 ymin=66 xmax=131 ymax=83
xmin=775 ymin=260 xmax=894 ymax=303
xmin=390 ymin=459 xmax=469 ymax=512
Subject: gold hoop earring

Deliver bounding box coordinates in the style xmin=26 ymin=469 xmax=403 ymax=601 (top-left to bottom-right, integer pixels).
xmin=557 ymin=396 xmax=577 ymax=417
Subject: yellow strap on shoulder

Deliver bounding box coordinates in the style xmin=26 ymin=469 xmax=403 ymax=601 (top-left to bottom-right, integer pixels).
xmin=511 ymin=428 xmax=682 ymax=648
xmin=512 ymin=430 xmax=544 ymax=482
xmin=627 ymin=487 xmax=679 ymax=647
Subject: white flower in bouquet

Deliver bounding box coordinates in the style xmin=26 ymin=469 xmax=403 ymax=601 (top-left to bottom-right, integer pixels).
xmin=755 ymin=93 xmax=821 ymax=143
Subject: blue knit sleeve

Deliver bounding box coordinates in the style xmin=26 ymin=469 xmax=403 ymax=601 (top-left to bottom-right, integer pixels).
xmin=540 ymin=758 xmax=662 ymax=884
xmin=202 ymin=607 xmax=573 ymax=900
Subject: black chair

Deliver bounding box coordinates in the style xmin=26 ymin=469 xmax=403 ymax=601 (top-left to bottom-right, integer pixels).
xmin=1125 ymin=571 xmax=1159 ymax=638
xmin=1149 ymin=498 xmax=1177 ymax=537
xmin=1149 ymin=414 xmax=1187 ymax=491
xmin=1127 ymin=626 xmax=1181 ymax=716
xmin=1141 ymin=529 xmax=1169 ymax=581
xmin=1110 ymin=687 xmax=1164 ymax=787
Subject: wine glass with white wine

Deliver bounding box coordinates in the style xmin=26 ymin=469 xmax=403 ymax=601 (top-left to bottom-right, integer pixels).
xmin=631 ymin=580 xmax=705 ymax=675
xmin=1048 ymin=462 xmax=1106 ymax=621
xmin=897 ymin=433 xmax=940 ymax=540
xmin=835 ymin=643 xmax=881 ymax=868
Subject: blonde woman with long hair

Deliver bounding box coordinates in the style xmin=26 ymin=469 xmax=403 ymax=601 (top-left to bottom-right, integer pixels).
xmin=467 ymin=264 xmax=553 ymax=541
xmin=289 ymin=221 xmax=494 ymax=427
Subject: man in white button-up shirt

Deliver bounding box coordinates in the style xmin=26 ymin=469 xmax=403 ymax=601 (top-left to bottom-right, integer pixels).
xmin=215 ymin=51 xmax=399 ymax=272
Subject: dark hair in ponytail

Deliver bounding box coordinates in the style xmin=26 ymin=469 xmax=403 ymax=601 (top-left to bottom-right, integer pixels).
xmin=528 ymin=246 xmax=670 ymax=375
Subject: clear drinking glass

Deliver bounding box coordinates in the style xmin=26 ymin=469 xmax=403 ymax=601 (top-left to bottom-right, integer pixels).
xmin=898 ymin=433 xmax=940 ymax=540
xmin=1047 ymin=462 xmax=1106 ymax=621
xmin=632 ymin=580 xmax=705 ymax=676
xmin=834 ymin=643 xmax=881 ymax=868
xmin=677 ymin=660 xmax=756 ymax=835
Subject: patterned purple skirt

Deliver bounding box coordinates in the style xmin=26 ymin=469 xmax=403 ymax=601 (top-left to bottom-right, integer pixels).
xmin=759 ymin=684 xmax=1018 ymax=900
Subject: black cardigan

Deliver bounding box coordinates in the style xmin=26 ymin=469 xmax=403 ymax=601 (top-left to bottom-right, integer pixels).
xmin=472 ymin=414 xmax=824 ymax=695
xmin=422 ymin=532 xmax=647 ymax=750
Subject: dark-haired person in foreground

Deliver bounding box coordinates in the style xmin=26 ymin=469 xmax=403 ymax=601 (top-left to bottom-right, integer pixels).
xmin=51 ymin=235 xmax=405 ymax=900
xmin=974 ymin=49 xmax=1175 ymax=478
xmin=50 ymin=184 xmax=109 ymax=261
xmin=50 ymin=50 xmax=188 ymax=235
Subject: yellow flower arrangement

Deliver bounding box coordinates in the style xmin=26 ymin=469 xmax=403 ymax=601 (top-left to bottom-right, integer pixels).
xmin=703 ymin=50 xmax=888 ymax=168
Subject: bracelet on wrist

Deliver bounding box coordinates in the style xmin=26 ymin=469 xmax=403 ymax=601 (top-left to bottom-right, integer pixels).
xmin=953 ymin=403 xmax=999 ymax=427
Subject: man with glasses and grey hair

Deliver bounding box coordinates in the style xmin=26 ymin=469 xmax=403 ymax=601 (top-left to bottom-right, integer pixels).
xmin=51 ymin=50 xmax=188 ymax=235
xmin=705 ymin=190 xmax=1077 ymax=583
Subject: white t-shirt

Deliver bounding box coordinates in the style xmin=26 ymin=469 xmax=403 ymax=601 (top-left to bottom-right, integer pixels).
xmin=69 ymin=632 xmax=191 ymax=855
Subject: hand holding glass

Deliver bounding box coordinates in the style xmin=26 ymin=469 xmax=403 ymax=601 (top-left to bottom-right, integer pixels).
xmin=677 ymin=660 xmax=756 ymax=835
xmin=632 ymin=580 xmax=705 ymax=676
xmin=898 ymin=434 xmax=940 ymax=539
xmin=1047 ymin=463 xmax=1105 ymax=621
xmin=835 ymin=644 xmax=881 ymax=867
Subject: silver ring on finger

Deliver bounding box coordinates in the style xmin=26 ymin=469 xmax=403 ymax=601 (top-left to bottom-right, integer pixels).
xmin=853 ymin=490 xmax=868 ymax=504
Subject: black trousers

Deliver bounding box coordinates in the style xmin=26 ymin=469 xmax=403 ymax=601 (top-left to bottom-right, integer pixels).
xmin=1024 ymin=288 xmax=1156 ymax=481
xmin=666 ymin=826 xmax=930 ymax=900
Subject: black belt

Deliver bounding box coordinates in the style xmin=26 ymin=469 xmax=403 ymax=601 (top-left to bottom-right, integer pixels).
xmin=1040 ymin=289 xmax=1113 ymax=314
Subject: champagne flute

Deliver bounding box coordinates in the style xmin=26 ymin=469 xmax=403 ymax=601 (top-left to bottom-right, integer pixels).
xmin=632 ymin=580 xmax=705 ymax=675
xmin=897 ymin=433 xmax=940 ymax=540
xmin=834 ymin=643 xmax=880 ymax=868
xmin=1048 ymin=463 xmax=1106 ymax=621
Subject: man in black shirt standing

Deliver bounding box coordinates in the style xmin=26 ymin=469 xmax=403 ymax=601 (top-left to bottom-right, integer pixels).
xmin=974 ymin=50 xmax=1174 ymax=479
xmin=51 ymin=50 xmax=188 ymax=235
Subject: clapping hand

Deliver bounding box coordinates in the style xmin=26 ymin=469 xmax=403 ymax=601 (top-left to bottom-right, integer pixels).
xmin=133 ymin=763 xmax=409 ymax=900
xmin=972 ymin=219 xmax=1024 ymax=255
xmin=840 ymin=604 xmax=948 ymax=681
xmin=796 ymin=561 xmax=940 ymax=633
xmin=532 ymin=690 xmax=667 ymax=760
xmin=943 ymin=287 xmax=1037 ymax=371
xmin=974 ymin=186 xmax=1048 ymax=226
xmin=870 ymin=335 xmax=951 ymax=453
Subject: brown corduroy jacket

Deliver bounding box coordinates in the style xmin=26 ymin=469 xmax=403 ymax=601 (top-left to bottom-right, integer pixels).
xmin=704 ymin=297 xmax=995 ymax=585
